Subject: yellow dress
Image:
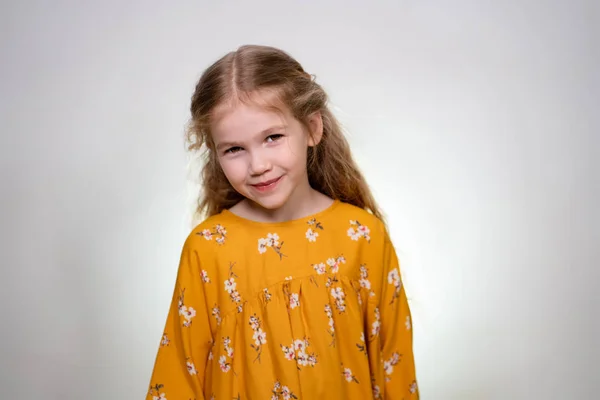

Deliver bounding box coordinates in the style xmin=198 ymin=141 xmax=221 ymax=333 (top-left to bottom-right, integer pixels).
xmin=146 ymin=200 xmax=418 ymax=399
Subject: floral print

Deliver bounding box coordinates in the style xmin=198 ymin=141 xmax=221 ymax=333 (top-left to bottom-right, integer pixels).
xmin=177 ymin=289 xmax=195 ymax=327
xmin=372 ymin=379 xmax=383 ymax=399
xmin=331 ymin=287 xmax=346 ymax=313
xmin=198 ymin=224 xmax=227 ymax=245
xmin=148 ymin=384 xmax=167 ymax=400
xmin=201 ymin=270 xmax=211 ymax=283
xmin=356 ymin=332 xmax=367 ymax=356
xmin=186 ymin=359 xmax=197 ymax=375
xmin=219 ymin=337 xmax=234 ymax=373
xmin=146 ymin=202 xmax=418 ymax=400
xmin=384 ymin=352 xmax=402 ymax=381
xmin=249 ymin=314 xmax=267 ymax=363
xmin=224 ymin=262 xmax=244 ymax=312
xmin=160 ymin=334 xmax=170 ymax=347
xmin=347 ymin=219 xmax=371 ymax=242
xmin=342 ymin=365 xmax=360 ymax=383
xmin=263 ymin=288 xmax=272 ymax=303
xmin=324 ymin=304 xmax=336 ymax=346
xmin=289 ymin=293 xmax=300 ymax=309
xmin=359 ymin=264 xmax=375 ymax=297
xmin=271 ymin=381 xmax=298 ymax=400
xmin=388 ymin=267 xmax=402 ymax=305
xmin=410 ymin=380 xmax=418 ymax=393
xmin=280 ymin=338 xmax=318 ymax=369
xmin=305 ymin=217 xmax=324 ymax=242
xmin=211 ymin=305 xmax=221 ymax=325
xmin=313 ymin=254 xmax=345 ymax=276
xmin=371 ymin=307 xmax=381 ymax=340
xmin=258 ymin=233 xmax=286 ymax=259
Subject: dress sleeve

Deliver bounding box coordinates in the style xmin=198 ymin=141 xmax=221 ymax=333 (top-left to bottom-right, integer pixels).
xmin=146 ymin=235 xmax=213 ymax=400
xmin=367 ymin=233 xmax=419 ymax=399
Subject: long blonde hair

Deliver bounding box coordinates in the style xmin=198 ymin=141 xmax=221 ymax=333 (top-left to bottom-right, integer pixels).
xmin=186 ymin=45 xmax=383 ymax=221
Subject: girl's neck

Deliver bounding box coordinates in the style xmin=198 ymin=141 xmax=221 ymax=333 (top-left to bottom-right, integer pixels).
xmin=229 ymin=188 xmax=334 ymax=224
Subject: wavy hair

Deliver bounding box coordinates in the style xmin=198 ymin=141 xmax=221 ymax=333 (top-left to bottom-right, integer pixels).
xmin=186 ymin=45 xmax=383 ymax=221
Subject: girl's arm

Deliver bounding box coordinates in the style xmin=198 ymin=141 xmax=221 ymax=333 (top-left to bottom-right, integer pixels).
xmin=367 ymin=233 xmax=419 ymax=399
xmin=146 ymin=236 xmax=213 ymax=400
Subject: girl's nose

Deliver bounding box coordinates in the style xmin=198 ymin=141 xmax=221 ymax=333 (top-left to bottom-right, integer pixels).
xmin=249 ymin=151 xmax=272 ymax=176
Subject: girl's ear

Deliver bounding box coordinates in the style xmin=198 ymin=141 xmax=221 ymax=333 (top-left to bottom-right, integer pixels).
xmin=307 ymin=111 xmax=324 ymax=147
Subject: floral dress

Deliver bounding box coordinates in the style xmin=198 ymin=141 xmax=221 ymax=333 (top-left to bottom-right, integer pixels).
xmin=146 ymin=200 xmax=418 ymax=399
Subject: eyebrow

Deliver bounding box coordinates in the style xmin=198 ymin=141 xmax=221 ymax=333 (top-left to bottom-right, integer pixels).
xmin=216 ymin=125 xmax=287 ymax=151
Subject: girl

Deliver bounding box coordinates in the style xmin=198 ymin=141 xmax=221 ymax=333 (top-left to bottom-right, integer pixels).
xmin=146 ymin=45 xmax=418 ymax=400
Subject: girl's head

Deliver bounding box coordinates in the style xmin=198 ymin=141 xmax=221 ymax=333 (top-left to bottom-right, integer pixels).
xmin=187 ymin=44 xmax=382 ymax=220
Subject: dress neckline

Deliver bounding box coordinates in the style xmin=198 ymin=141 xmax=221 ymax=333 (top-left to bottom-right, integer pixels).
xmin=221 ymin=199 xmax=340 ymax=228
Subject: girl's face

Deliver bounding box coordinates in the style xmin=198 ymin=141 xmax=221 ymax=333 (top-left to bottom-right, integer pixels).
xmin=211 ymin=100 xmax=321 ymax=212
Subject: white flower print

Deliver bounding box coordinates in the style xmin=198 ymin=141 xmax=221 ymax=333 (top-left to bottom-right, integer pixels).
xmin=324 ymin=304 xmax=335 ymax=346
xmin=347 ymin=219 xmax=371 ymax=242
xmin=282 ymin=345 xmax=295 ymax=360
xmin=372 ymin=383 xmax=382 ymax=399
xmin=313 ymin=262 xmax=326 ymax=275
xmin=218 ymin=355 xmax=231 ymax=373
xmin=258 ymin=238 xmax=268 ymax=254
xmin=224 ymin=278 xmax=236 ymax=293
xmin=342 ymin=365 xmax=360 ymax=383
xmin=223 ymin=337 xmax=234 ymax=358
xmin=212 ymin=305 xmax=221 ymax=325
xmin=326 ymin=255 xmax=346 ymax=274
xmin=148 ymin=384 xmax=167 ymax=400
xmin=160 ymin=333 xmax=170 ymax=347
xmin=218 ymin=336 xmax=234 ymax=373
xmin=325 ymin=275 xmax=339 ymax=288
xmin=200 ymin=270 xmax=211 ymax=283
xmin=356 ymin=332 xmax=367 ymax=355
xmin=388 ymin=268 xmax=402 ymax=304
xmin=305 ymin=228 xmax=318 ymax=242
xmin=177 ymin=289 xmax=196 ymax=327
xmin=224 ymin=263 xmax=243 ymax=311
xmin=198 ymin=224 xmax=227 ymax=244
xmin=280 ymin=338 xmax=317 ymax=370
xmin=359 ymin=264 xmax=375 ymax=297
xmin=258 ymin=233 xmax=286 ymax=259
xmin=406 ymin=315 xmax=412 ymax=330
xmin=371 ymin=307 xmax=381 ymax=339
xmin=305 ymin=218 xmax=324 ymax=243
xmin=330 ymin=287 xmax=346 ymax=313
xmin=271 ymin=381 xmax=298 ymax=400
xmin=267 ymin=233 xmax=279 ymax=246
xmin=289 ymin=293 xmax=300 ymax=309
xmin=263 ymin=288 xmax=272 ymax=303
xmin=186 ymin=359 xmax=197 ymax=375
xmin=285 ymin=276 xmax=293 ymax=281
xmin=384 ymin=352 xmax=402 ymax=381
xmin=410 ymin=380 xmax=418 ymax=394
xmin=249 ymin=314 xmax=266 ymax=362
xmin=313 ymin=255 xmax=345 ymax=278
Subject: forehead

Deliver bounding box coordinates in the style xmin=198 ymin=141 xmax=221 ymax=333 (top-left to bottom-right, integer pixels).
xmin=212 ymin=102 xmax=286 ymax=139
xmin=210 ymin=91 xmax=296 ymax=144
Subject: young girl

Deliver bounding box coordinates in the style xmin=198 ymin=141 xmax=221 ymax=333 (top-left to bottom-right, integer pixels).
xmin=146 ymin=45 xmax=418 ymax=400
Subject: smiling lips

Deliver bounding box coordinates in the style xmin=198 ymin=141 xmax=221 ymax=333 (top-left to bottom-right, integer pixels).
xmin=252 ymin=177 xmax=282 ymax=192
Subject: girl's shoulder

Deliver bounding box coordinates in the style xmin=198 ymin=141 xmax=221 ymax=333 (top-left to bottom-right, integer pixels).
xmin=328 ymin=201 xmax=387 ymax=238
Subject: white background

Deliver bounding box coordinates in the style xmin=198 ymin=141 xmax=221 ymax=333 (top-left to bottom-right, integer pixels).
xmin=1 ymin=1 xmax=598 ymax=399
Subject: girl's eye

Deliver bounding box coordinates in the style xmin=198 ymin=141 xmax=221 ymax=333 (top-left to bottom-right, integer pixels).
xmin=225 ymin=146 xmax=243 ymax=155
xmin=266 ymin=134 xmax=284 ymax=143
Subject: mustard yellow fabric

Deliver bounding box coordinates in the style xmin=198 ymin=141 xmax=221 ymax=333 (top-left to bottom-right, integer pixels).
xmin=147 ymin=200 xmax=418 ymax=399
